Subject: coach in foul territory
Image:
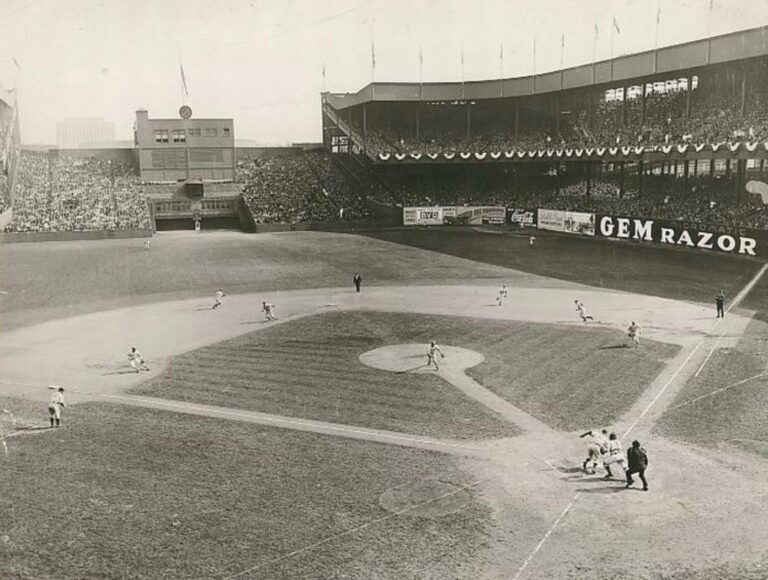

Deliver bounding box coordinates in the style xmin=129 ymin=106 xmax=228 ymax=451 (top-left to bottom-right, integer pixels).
xmin=353 ymin=273 xmax=362 ymax=293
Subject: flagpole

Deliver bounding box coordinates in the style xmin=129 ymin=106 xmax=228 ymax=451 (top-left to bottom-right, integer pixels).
xmin=592 ymin=23 xmax=598 ymax=84
xmin=533 ymin=37 xmax=537 ymax=77
xmin=654 ymin=0 xmax=661 ymax=49
xmin=500 ymin=42 xmax=504 ymax=97
xmin=560 ymin=32 xmax=565 ymax=71
xmin=706 ymin=0 xmax=714 ymax=62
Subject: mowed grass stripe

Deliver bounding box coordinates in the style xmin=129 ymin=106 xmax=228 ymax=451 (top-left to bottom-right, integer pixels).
xmin=135 ymin=311 xmax=678 ymax=436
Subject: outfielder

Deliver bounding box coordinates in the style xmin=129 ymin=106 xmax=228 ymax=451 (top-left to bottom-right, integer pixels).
xmin=427 ymin=341 xmax=445 ymax=370
xmin=128 ymin=347 xmax=150 ymax=373
xmin=47 ymin=386 xmax=65 ymax=428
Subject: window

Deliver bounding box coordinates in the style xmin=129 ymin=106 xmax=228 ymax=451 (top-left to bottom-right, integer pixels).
xmin=172 ymin=129 xmax=186 ymax=143
xmin=154 ymin=130 xmax=169 ymax=143
xmin=223 ymin=127 xmax=230 ymax=137
xmin=188 ymin=128 xmax=201 ymax=137
xmin=204 ymin=128 xmax=217 ymax=137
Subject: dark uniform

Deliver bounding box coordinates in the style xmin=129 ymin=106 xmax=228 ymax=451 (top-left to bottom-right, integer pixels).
xmin=625 ymin=441 xmax=649 ymax=491
xmin=353 ymin=273 xmax=362 ymax=293
xmin=716 ymin=291 xmax=725 ymax=318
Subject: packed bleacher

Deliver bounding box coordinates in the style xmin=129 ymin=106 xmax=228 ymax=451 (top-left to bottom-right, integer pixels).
xmin=4 ymin=152 xmax=151 ymax=232
xmin=238 ymin=150 xmax=373 ymax=224
xmin=334 ymin=66 xmax=768 ymax=156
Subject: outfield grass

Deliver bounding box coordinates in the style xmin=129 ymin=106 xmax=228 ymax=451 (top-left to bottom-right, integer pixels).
xmin=0 ymin=231 xmax=511 ymax=330
xmin=363 ymin=228 xmax=761 ymax=306
xmin=134 ymin=311 xmax=678 ymax=434
xmin=0 ymin=400 xmax=491 ymax=580
xmin=654 ymin=319 xmax=768 ymax=457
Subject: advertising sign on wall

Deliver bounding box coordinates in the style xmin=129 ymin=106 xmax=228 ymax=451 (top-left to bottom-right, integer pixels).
xmin=564 ymin=211 xmax=596 ymax=236
xmin=507 ymin=208 xmax=538 ymax=228
xmin=537 ymin=209 xmax=566 ymax=232
xmin=403 ymin=207 xmax=444 ymax=226
xmin=596 ymin=214 xmax=767 ymax=257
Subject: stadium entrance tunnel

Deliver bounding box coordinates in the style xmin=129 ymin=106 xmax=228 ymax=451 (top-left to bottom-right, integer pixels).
xmin=359 ymin=344 xmax=484 ymax=373
xmin=154 ymin=217 xmax=241 ymax=231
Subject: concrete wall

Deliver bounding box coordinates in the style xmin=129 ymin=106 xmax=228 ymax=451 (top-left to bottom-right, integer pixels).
xmin=0 ymin=228 xmax=152 ymax=244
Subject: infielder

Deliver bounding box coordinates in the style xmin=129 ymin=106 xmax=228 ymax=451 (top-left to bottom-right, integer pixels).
xmin=575 ymin=300 xmax=594 ymax=323
xmin=627 ymin=321 xmax=641 ymax=347
xmin=128 ymin=347 xmax=150 ymax=373
xmin=212 ymin=288 xmax=225 ymax=309
xmin=496 ymin=284 xmax=508 ymax=306
xmin=262 ymin=301 xmax=276 ymax=321
xmin=427 ymin=341 xmax=445 ymax=370
xmin=47 ymin=386 xmax=65 ymax=428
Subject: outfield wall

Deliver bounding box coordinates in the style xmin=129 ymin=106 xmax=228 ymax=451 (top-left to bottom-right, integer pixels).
xmin=0 ymin=228 xmax=152 ymax=244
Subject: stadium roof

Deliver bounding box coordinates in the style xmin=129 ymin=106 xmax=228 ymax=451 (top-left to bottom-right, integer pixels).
xmin=325 ymin=25 xmax=768 ymax=110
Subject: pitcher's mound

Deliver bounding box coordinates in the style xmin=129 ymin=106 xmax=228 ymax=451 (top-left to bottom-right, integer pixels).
xmin=359 ymin=344 xmax=484 ymax=373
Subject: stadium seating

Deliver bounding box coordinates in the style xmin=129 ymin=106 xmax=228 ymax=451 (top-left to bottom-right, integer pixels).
xmin=238 ymin=150 xmax=372 ymax=224
xmin=4 ymin=152 xmax=151 ymax=232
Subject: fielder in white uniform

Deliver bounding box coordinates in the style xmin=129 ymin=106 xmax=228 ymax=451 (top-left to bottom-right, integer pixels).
xmin=213 ymin=288 xmax=225 ymax=309
xmin=575 ymin=300 xmax=594 ymax=323
xmin=263 ymin=301 xmax=276 ymax=321
xmin=496 ymin=285 xmax=508 ymax=306
xmin=128 ymin=347 xmax=150 ymax=373
xmin=47 ymin=386 xmax=65 ymax=428
xmin=579 ymin=428 xmax=609 ymax=474
xmin=427 ymin=341 xmax=445 ymax=370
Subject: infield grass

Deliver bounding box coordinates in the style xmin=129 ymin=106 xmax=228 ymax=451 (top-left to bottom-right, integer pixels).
xmin=0 ymin=400 xmax=491 ymax=580
xmin=134 ymin=311 xmax=678 ymax=434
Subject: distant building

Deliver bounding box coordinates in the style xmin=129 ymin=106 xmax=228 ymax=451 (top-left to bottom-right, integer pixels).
xmin=56 ymin=118 xmax=115 ymax=149
xmin=134 ymin=108 xmax=235 ymax=182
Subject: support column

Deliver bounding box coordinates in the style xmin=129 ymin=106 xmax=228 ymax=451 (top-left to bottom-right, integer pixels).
xmin=622 ymin=87 xmax=627 ymax=126
xmin=555 ymin=98 xmax=561 ymax=138
xmin=619 ymin=161 xmax=625 ymax=199
xmin=415 ymin=105 xmax=420 ymax=141
xmin=641 ymin=84 xmax=647 ymax=126
xmin=684 ymin=160 xmax=690 ymax=195
xmin=466 ymin=102 xmax=471 ymax=139
xmin=638 ymin=160 xmax=645 ymax=197
xmin=741 ymin=67 xmax=747 ymax=115
xmin=709 ymin=158 xmax=715 ymax=178
xmin=514 ymin=100 xmax=520 ymax=141
xmin=586 ymin=162 xmax=592 ymax=198
xmin=686 ymin=85 xmax=692 ymax=118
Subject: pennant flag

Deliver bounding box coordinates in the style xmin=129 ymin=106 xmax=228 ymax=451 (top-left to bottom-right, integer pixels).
xmin=371 ymin=39 xmax=376 ymax=70
xmin=594 ymin=23 xmax=599 ymax=39
xmin=419 ymin=46 xmax=423 ymax=65
xmin=612 ymin=17 xmax=621 ymax=34
xmin=12 ymin=57 xmax=21 ymax=69
xmin=656 ymin=5 xmax=661 ymax=24
xmin=179 ymin=63 xmax=189 ymax=97
xmin=561 ymin=32 xmax=565 ymax=48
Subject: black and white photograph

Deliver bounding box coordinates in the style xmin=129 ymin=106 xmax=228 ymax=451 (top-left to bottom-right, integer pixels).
xmin=2 ymin=0 xmax=768 ymax=578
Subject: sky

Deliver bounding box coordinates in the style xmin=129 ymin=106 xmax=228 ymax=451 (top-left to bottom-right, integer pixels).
xmin=1 ymin=0 xmax=768 ymax=146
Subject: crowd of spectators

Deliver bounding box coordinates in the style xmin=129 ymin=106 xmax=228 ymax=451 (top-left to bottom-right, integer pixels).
xmin=338 ymin=74 xmax=768 ymax=156
xmin=238 ymin=150 xmax=372 ymax=224
xmin=380 ymin=167 xmax=768 ymax=229
xmin=5 ymin=152 xmax=151 ymax=232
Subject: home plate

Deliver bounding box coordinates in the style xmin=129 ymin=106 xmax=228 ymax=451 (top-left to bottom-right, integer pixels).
xmin=359 ymin=344 xmax=484 ymax=373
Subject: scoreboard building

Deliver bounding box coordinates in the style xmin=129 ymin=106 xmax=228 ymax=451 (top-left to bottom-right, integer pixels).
xmin=134 ymin=107 xmax=235 ymax=182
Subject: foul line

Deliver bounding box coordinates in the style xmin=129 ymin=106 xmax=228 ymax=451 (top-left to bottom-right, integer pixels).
xmin=511 ymin=492 xmax=581 ymax=580
xmin=221 ymin=477 xmax=492 ymax=580
xmin=650 ymin=372 xmax=766 ymax=418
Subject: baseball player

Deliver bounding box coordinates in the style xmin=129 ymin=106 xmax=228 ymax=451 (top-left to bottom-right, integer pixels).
xmin=529 ymin=235 xmax=536 ymax=247
xmin=496 ymin=284 xmax=508 ymax=306
xmin=47 ymin=386 xmax=65 ymax=428
xmin=602 ymin=432 xmax=627 ymax=478
xmin=143 ymin=239 xmax=152 ymax=251
xmin=128 ymin=347 xmax=150 ymax=373
xmin=426 ymin=341 xmax=445 ymax=370
xmin=627 ymin=321 xmax=641 ymax=347
xmin=579 ymin=428 xmax=610 ymax=475
xmin=212 ymin=288 xmax=225 ymax=309
xmin=575 ymin=300 xmax=594 ymax=323
xmin=262 ymin=301 xmax=276 ymax=321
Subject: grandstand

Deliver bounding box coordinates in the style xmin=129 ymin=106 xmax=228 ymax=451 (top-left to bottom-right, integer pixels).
xmin=321 ymin=25 xmax=768 ymax=233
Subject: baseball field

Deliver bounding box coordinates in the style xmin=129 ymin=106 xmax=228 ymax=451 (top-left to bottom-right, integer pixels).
xmin=1 ymin=228 xmax=767 ymax=579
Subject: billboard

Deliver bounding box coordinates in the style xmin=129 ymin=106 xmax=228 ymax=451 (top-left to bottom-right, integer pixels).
xmin=596 ymin=214 xmax=766 ymax=258
xmin=537 ymin=209 xmax=566 ymax=232
xmin=564 ymin=211 xmax=596 ymax=236
xmin=507 ymin=208 xmax=537 ymax=228
xmin=404 ymin=206 xmax=506 ymax=226
xmin=403 ymin=207 xmax=444 ymax=226
xmin=444 ymin=206 xmax=506 ymax=225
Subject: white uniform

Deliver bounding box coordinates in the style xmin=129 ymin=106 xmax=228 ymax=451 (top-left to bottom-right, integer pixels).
xmin=263 ymin=303 xmax=275 ymax=321
xmin=576 ymin=302 xmax=593 ymax=322
xmin=213 ymin=290 xmax=225 ymax=308
xmin=427 ymin=343 xmax=444 ymax=369
xmin=129 ymin=350 xmax=148 ymax=372
xmin=496 ymin=285 xmax=508 ymax=306
xmin=603 ymin=438 xmax=627 ymax=469
xmin=48 ymin=392 xmax=64 ymax=420
xmin=583 ymin=429 xmax=609 ymax=472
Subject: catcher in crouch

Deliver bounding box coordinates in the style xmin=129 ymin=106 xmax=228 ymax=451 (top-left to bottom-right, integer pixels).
xmin=426 ymin=341 xmax=445 ymax=370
